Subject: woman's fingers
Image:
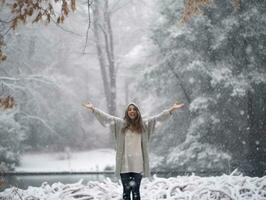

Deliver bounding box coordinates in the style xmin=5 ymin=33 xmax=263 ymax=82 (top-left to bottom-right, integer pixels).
xmin=178 ymin=103 xmax=184 ymax=107
xmin=82 ymin=103 xmax=88 ymax=107
xmin=173 ymin=103 xmax=184 ymax=108
xmin=82 ymin=102 xmax=92 ymax=108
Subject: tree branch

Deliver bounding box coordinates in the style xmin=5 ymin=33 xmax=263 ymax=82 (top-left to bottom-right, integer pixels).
xmin=82 ymin=0 xmax=93 ymax=53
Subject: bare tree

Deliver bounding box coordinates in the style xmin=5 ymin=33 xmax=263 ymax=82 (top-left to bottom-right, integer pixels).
xmin=91 ymin=0 xmax=117 ymax=115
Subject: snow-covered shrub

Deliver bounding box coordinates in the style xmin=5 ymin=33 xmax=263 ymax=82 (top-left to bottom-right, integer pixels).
xmin=189 ymin=96 xmax=217 ymax=115
xmin=0 ymin=108 xmax=26 ymax=171
xmin=166 ymin=141 xmax=231 ymax=172
xmin=1 ymin=175 xmax=266 ymax=200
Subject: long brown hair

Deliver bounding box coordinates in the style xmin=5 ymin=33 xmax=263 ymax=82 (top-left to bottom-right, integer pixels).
xmin=121 ymin=103 xmax=145 ymax=134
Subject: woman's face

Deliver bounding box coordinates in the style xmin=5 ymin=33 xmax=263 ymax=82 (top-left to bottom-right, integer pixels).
xmin=127 ymin=105 xmax=138 ymax=120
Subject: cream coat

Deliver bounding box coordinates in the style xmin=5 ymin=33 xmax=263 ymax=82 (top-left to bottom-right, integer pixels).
xmin=92 ymin=103 xmax=172 ymax=178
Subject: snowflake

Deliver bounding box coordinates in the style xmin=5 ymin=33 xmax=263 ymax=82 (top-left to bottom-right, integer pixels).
xmin=129 ymin=180 xmax=136 ymax=187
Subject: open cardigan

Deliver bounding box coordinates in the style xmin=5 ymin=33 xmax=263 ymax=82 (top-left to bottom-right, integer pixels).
xmin=92 ymin=104 xmax=172 ymax=178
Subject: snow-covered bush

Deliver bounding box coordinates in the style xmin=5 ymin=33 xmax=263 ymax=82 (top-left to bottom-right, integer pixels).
xmin=166 ymin=141 xmax=231 ymax=172
xmin=1 ymin=174 xmax=266 ymax=200
xmin=0 ymin=108 xmax=26 ymax=171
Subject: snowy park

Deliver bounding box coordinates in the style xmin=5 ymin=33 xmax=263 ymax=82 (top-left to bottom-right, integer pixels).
xmin=1 ymin=0 xmax=266 ymax=199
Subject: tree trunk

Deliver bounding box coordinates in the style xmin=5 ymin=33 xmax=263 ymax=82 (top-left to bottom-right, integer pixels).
xmin=247 ymin=85 xmax=266 ymax=177
xmin=92 ymin=0 xmax=111 ymax=110
xmin=91 ymin=0 xmax=117 ymax=147
xmin=103 ymin=0 xmax=116 ymax=115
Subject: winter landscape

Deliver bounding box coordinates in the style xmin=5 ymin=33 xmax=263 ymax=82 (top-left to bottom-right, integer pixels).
xmin=1 ymin=0 xmax=266 ymax=199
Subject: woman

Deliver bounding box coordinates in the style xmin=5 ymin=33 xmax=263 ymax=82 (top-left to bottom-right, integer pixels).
xmin=82 ymin=101 xmax=184 ymax=200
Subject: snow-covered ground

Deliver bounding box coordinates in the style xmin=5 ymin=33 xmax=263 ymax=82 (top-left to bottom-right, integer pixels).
xmin=1 ymin=173 xmax=266 ymax=200
xmin=16 ymin=148 xmax=115 ymax=172
xmin=1 ymin=149 xmax=266 ymax=199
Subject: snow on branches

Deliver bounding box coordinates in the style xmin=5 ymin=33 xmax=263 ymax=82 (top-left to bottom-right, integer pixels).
xmin=0 ymin=36 xmax=6 ymax=62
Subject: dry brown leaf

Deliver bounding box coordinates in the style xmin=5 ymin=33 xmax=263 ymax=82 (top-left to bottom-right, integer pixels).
xmin=232 ymin=0 xmax=240 ymax=10
xmin=11 ymin=18 xmax=18 ymax=30
xmin=180 ymin=0 xmax=213 ymax=24
xmin=0 ymin=51 xmax=7 ymax=62
xmin=57 ymin=16 xmax=60 ymax=23
xmin=13 ymin=2 xmax=17 ymax=8
xmin=60 ymin=15 xmax=65 ymax=23
xmin=0 ymin=0 xmax=6 ymax=5
xmin=28 ymin=7 xmax=33 ymax=16
xmin=0 ymin=96 xmax=16 ymax=109
xmin=47 ymin=13 xmax=51 ymax=23
xmin=71 ymin=0 xmax=76 ymax=11
xmin=179 ymin=0 xmax=240 ymax=24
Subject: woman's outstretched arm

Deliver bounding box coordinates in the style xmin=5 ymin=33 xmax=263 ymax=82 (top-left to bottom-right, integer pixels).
xmin=145 ymin=102 xmax=185 ymax=124
xmin=144 ymin=102 xmax=185 ymax=139
xmin=169 ymin=102 xmax=185 ymax=114
xmin=82 ymin=102 xmax=123 ymax=127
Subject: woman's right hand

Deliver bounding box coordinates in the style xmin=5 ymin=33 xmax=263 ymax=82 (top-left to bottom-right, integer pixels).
xmin=82 ymin=102 xmax=94 ymax=112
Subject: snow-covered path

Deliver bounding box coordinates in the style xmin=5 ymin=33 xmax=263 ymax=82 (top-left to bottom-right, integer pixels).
xmin=1 ymin=174 xmax=266 ymax=200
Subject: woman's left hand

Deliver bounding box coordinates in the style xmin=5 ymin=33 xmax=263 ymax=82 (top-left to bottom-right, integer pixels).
xmin=170 ymin=102 xmax=185 ymax=114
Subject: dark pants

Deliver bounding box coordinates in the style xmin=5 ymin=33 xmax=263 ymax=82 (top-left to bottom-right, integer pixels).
xmin=120 ymin=172 xmax=142 ymax=200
